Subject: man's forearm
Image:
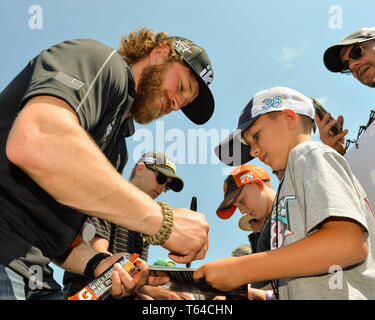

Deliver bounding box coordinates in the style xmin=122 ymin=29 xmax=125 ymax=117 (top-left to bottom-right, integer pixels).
xmin=6 ymin=95 xmax=163 ymax=235
xmin=53 ymin=241 xmax=98 ymax=274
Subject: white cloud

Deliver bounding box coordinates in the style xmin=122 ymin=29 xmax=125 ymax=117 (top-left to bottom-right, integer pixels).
xmin=281 ymin=47 xmax=299 ymax=61
xmin=275 ymin=46 xmax=304 ymax=68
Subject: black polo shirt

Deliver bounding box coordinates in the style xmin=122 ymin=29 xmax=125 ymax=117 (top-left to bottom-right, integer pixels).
xmin=0 ymin=39 xmax=135 ymax=290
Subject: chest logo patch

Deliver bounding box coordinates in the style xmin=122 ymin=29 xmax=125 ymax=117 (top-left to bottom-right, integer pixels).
xmin=271 ymin=195 xmax=296 ymax=249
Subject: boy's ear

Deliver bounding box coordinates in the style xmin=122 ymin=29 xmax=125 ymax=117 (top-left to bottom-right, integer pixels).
xmin=149 ymin=45 xmax=171 ymax=64
xmin=281 ymin=109 xmax=298 ymax=129
xmin=251 ymin=178 xmax=264 ymax=191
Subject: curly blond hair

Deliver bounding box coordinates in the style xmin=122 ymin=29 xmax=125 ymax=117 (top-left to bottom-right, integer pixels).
xmin=118 ymin=28 xmax=183 ymax=64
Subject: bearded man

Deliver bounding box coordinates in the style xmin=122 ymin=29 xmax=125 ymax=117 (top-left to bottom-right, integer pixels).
xmin=0 ymin=29 xmax=213 ymax=300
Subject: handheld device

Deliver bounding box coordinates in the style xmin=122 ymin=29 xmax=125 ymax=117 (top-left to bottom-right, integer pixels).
xmin=312 ymin=97 xmax=342 ymax=136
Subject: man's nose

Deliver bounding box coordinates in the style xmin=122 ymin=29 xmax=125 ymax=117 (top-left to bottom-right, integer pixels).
xmin=349 ymin=57 xmax=362 ymax=73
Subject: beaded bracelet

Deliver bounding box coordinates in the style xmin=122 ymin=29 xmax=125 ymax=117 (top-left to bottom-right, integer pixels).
xmin=142 ymin=201 xmax=174 ymax=245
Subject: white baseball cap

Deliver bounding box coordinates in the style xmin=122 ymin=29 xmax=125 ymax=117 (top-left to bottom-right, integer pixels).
xmin=324 ymin=27 xmax=375 ymax=72
xmin=215 ymin=87 xmax=315 ymax=166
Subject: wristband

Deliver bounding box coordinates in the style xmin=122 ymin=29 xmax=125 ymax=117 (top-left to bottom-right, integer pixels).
xmin=266 ymin=290 xmax=275 ymax=300
xmin=142 ymin=201 xmax=174 ymax=245
xmin=84 ymin=252 xmax=111 ymax=282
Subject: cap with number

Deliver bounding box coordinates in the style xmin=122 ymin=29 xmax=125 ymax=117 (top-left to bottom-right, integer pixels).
xmin=216 ymin=164 xmax=270 ymax=219
xmin=214 ymin=87 xmax=315 ymax=166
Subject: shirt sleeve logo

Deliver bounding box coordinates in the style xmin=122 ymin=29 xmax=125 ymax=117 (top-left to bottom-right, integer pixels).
xmin=200 ymin=65 xmax=213 ymax=85
xmin=55 ymin=71 xmax=84 ymax=90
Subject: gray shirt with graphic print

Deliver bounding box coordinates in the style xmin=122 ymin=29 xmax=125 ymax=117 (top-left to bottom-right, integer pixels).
xmin=270 ymin=141 xmax=375 ymax=300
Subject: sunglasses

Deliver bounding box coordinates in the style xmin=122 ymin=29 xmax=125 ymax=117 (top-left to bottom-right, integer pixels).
xmin=341 ymin=43 xmax=364 ymax=74
xmin=145 ymin=165 xmax=172 ymax=190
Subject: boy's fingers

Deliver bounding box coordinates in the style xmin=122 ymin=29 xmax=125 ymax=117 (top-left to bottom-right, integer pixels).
xmin=148 ymin=275 xmax=170 ymax=286
xmin=193 ymin=267 xmax=204 ymax=282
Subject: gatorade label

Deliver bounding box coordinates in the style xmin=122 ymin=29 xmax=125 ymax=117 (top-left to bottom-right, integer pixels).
xmin=68 ymin=253 xmax=141 ymax=300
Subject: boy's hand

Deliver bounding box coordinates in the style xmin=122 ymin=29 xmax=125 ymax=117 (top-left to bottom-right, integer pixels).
xmin=315 ymin=112 xmax=348 ymax=155
xmin=193 ymin=257 xmax=245 ymax=292
xmin=247 ymin=288 xmax=267 ymax=300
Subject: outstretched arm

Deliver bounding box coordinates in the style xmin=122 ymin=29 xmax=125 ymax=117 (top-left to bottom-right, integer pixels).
xmin=7 ymin=95 xmax=209 ymax=263
xmin=194 ymin=218 xmax=367 ymax=292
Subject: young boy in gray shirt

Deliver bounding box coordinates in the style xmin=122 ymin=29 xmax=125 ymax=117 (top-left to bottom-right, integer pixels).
xmin=195 ymin=87 xmax=375 ymax=300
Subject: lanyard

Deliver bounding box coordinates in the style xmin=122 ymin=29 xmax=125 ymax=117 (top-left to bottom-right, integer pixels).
xmin=270 ymin=176 xmax=285 ymax=300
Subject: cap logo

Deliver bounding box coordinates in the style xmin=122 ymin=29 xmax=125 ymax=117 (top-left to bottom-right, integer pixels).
xmin=200 ymin=65 xmax=213 ymax=85
xmin=239 ymin=172 xmax=254 ymax=184
xmin=165 ymin=158 xmax=176 ymax=172
xmin=262 ymin=96 xmax=283 ymax=110
xmin=142 ymin=156 xmax=176 ymax=172
xmin=173 ymin=40 xmax=192 ymax=53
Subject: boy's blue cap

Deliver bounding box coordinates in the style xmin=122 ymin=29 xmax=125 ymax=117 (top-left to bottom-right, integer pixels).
xmin=215 ymin=87 xmax=315 ymax=166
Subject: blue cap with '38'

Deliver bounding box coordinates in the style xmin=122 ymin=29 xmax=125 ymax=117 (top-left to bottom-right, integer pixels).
xmin=214 ymin=87 xmax=315 ymax=166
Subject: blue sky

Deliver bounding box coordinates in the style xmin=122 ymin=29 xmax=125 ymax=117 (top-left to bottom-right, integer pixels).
xmin=1 ymin=0 xmax=374 ymax=286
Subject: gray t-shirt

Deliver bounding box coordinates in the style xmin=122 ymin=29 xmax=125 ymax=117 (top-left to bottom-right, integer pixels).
xmin=0 ymin=39 xmax=135 ymax=290
xmin=270 ymin=141 xmax=375 ymax=300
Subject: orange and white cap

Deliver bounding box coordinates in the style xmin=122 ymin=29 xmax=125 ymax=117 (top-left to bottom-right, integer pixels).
xmin=216 ymin=164 xmax=270 ymax=219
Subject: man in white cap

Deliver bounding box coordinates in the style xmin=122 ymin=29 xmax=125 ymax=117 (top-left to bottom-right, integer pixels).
xmin=324 ymin=27 xmax=375 ymax=87
xmin=319 ymin=27 xmax=375 ymax=154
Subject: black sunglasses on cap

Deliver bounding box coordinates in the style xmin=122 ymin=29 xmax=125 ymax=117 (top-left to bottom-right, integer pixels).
xmin=341 ymin=43 xmax=364 ymax=74
xmin=145 ymin=165 xmax=172 ymax=190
